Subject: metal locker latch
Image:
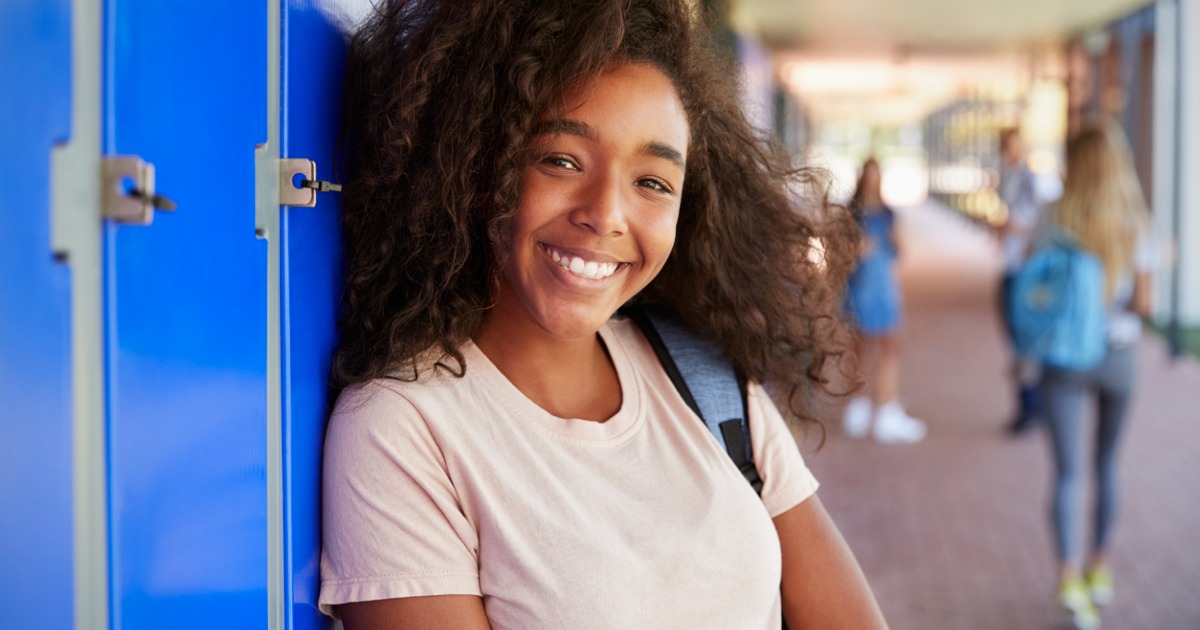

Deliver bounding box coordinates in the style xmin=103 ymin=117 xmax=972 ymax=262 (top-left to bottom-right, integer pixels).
xmin=279 ymin=158 xmax=341 ymax=207
xmin=101 ymin=155 xmax=177 ymax=225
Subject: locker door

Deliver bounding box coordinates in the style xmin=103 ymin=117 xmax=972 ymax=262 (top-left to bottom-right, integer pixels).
xmin=104 ymin=1 xmax=269 ymax=626
xmin=0 ymin=1 xmax=75 ymax=627
xmin=279 ymin=3 xmax=352 ymax=627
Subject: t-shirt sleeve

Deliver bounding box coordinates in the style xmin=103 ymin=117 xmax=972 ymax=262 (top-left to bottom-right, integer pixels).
xmin=319 ymin=381 xmax=481 ymax=618
xmin=746 ymin=383 xmax=819 ymax=518
xmin=1135 ymin=230 xmax=1157 ymax=272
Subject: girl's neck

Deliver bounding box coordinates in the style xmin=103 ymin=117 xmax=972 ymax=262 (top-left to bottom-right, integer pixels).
xmin=473 ymin=312 xmax=622 ymax=422
xmin=860 ymin=192 xmax=883 ymax=208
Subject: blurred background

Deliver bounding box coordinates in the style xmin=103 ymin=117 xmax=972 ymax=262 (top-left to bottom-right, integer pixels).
xmin=2 ymin=0 xmax=1197 ymax=629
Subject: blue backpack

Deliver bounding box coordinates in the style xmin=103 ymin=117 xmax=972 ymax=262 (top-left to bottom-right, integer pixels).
xmin=621 ymin=305 xmax=763 ymax=495
xmin=1007 ymin=232 xmax=1107 ymax=370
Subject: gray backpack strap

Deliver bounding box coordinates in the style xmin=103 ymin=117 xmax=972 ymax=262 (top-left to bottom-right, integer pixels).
xmin=623 ymin=306 xmax=763 ymax=495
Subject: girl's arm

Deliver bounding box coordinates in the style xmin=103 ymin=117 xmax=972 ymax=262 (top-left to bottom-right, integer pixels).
xmin=340 ymin=595 xmax=491 ymax=630
xmin=775 ymin=494 xmax=888 ymax=629
xmin=886 ymin=207 xmax=901 ymax=259
xmin=1131 ymin=231 xmax=1156 ymax=318
xmin=322 ymin=384 xmax=488 ymax=629
xmin=1132 ymin=271 xmax=1152 ymax=318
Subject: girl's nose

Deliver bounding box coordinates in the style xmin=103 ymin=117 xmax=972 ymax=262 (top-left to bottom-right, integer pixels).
xmin=571 ymin=172 xmax=629 ymax=236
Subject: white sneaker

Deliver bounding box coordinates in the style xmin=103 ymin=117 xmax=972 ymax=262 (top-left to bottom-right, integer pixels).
xmin=841 ymin=396 xmax=872 ymax=439
xmin=873 ymin=402 xmax=926 ymax=444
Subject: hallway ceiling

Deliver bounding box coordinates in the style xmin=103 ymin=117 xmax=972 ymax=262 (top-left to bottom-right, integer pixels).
xmin=730 ymin=0 xmax=1154 ymax=124
xmin=731 ymin=0 xmax=1154 ymax=54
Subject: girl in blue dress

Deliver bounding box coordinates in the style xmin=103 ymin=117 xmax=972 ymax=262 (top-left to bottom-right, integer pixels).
xmin=842 ymin=158 xmax=926 ymax=443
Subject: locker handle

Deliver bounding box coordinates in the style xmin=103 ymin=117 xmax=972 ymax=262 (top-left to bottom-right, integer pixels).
xmin=101 ymin=155 xmax=176 ymax=225
xmin=279 ymin=158 xmax=341 ymax=207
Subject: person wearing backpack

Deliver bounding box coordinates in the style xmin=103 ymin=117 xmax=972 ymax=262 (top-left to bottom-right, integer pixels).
xmin=1031 ymin=122 xmax=1154 ymax=630
xmin=318 ymin=2 xmax=887 ymax=628
xmin=996 ymin=127 xmax=1051 ymax=434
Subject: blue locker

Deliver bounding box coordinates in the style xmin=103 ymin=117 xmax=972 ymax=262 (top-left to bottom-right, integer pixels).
xmin=0 ymin=1 xmax=76 ymax=628
xmin=104 ymin=1 xmax=269 ymax=626
xmin=280 ymin=3 xmax=350 ymax=627
xmin=2 ymin=2 xmax=352 ymax=626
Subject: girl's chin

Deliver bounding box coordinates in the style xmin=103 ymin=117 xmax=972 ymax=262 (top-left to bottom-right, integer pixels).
xmin=536 ymin=314 xmax=612 ymax=340
xmin=529 ymin=303 xmax=619 ymax=339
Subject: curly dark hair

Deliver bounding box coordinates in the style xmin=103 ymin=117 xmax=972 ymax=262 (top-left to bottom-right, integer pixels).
xmin=334 ymin=0 xmax=859 ymax=425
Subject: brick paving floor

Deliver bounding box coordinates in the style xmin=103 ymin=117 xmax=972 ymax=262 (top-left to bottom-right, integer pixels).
xmin=798 ymin=201 xmax=1200 ymax=630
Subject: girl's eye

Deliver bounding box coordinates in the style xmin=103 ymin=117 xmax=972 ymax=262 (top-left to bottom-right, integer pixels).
xmin=638 ymin=178 xmax=672 ymax=194
xmin=543 ymin=155 xmax=579 ymax=171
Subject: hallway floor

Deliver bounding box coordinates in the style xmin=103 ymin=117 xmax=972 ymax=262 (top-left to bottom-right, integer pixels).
xmin=798 ymin=201 xmax=1200 ymax=630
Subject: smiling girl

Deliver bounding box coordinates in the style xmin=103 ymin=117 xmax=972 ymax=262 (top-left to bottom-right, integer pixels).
xmin=320 ymin=1 xmax=885 ymax=628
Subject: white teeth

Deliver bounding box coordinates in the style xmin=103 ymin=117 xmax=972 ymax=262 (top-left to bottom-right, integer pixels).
xmin=546 ymin=246 xmax=620 ymax=280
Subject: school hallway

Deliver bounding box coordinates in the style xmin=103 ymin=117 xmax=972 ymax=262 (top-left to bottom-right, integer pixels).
xmin=797 ymin=200 xmax=1200 ymax=630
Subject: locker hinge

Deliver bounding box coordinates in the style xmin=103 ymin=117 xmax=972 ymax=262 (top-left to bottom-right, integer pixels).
xmin=101 ymin=155 xmax=177 ymax=225
xmin=279 ymin=158 xmax=341 ymax=208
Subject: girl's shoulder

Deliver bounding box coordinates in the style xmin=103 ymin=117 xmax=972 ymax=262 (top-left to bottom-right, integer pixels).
xmin=330 ymin=344 xmax=485 ymax=425
xmin=857 ymin=206 xmax=896 ymax=232
xmin=329 ymin=378 xmax=429 ymax=433
xmin=603 ymin=312 xmax=703 ymax=385
xmin=858 ymin=204 xmax=895 ymax=219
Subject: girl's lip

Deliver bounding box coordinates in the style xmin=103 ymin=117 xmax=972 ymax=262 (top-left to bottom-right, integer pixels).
xmin=540 ymin=243 xmax=629 ymax=266
xmin=540 ymin=243 xmax=628 ymax=283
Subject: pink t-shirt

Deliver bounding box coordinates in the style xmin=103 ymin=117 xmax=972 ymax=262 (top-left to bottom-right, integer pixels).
xmin=319 ymin=317 xmax=819 ymax=628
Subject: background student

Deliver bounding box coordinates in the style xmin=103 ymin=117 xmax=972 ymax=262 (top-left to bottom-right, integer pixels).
xmin=1036 ymin=122 xmax=1154 ymax=630
xmin=842 ymin=158 xmax=926 ymax=444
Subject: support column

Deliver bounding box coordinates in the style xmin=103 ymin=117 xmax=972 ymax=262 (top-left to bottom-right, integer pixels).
xmin=1153 ymin=0 xmax=1200 ymax=334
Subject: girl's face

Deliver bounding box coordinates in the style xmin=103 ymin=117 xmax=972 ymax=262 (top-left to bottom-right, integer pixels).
xmin=493 ymin=63 xmax=689 ymax=341
xmin=861 ymin=162 xmax=881 ymax=196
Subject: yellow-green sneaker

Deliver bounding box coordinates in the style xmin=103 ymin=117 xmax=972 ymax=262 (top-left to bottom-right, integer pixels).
xmin=1059 ymin=578 xmax=1101 ymax=630
xmin=1087 ymin=567 xmax=1114 ymax=606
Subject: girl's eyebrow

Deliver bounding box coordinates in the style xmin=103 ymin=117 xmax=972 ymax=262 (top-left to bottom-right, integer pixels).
xmin=642 ymin=141 xmax=685 ymax=170
xmin=531 ymin=119 xmax=685 ymax=170
xmin=530 ymin=119 xmax=597 ymax=141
